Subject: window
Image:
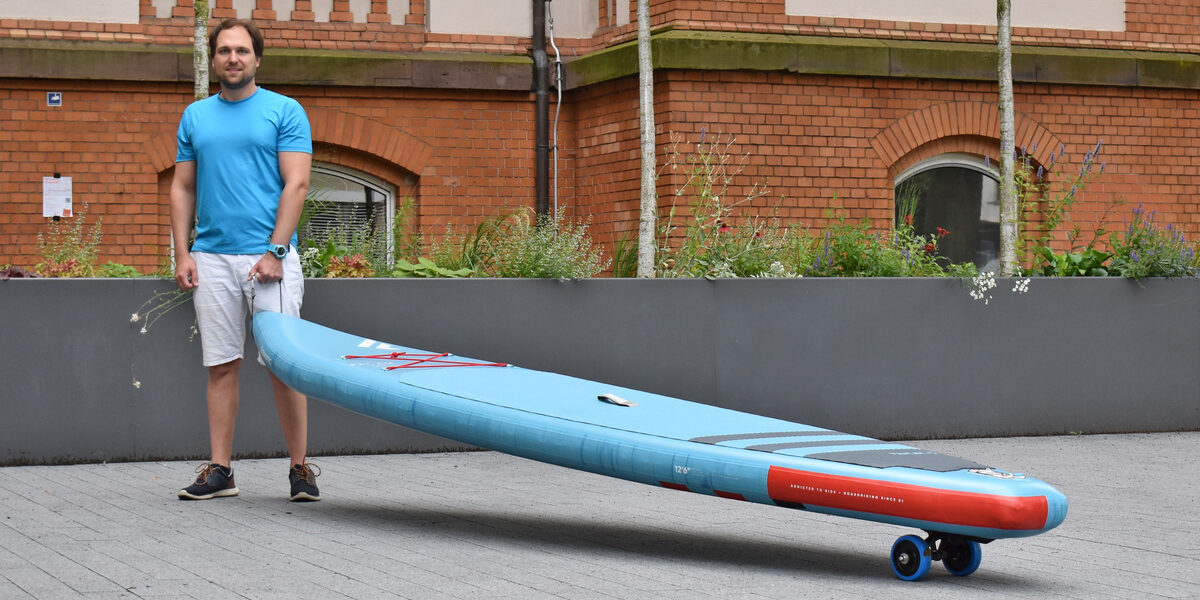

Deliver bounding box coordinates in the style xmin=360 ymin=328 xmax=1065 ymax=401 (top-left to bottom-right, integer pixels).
xmin=300 ymin=164 xmax=397 ymax=264
xmin=895 ymin=154 xmax=1000 ymax=271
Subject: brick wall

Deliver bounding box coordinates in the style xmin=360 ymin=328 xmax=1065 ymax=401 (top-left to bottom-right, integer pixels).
xmin=0 ymin=81 xmax=183 ymax=271
xmin=2 ymin=1 xmax=1199 ymax=272
xmin=572 ymin=70 xmax=1200 ymax=251
xmin=0 ymin=81 xmax=541 ymax=270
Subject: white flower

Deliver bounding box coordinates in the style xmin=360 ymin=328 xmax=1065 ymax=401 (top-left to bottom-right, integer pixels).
xmin=969 ymin=271 xmax=997 ymax=304
xmin=1013 ymin=278 xmax=1031 ymax=294
xmin=139 ymin=326 xmax=148 ymax=334
xmin=132 ymin=379 xmax=141 ymax=389
xmin=130 ymin=313 xmax=140 ymax=322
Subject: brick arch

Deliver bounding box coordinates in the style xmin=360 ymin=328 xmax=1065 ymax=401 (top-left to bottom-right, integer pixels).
xmin=140 ymin=109 xmax=434 ymax=176
xmin=870 ymin=102 xmax=1062 ymax=172
xmin=307 ymin=107 xmax=432 ymax=176
xmin=143 ymin=132 xmax=178 ymax=174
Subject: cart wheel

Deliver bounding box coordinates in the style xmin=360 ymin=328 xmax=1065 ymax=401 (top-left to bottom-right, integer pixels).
xmin=891 ymin=534 xmax=932 ymax=581
xmin=940 ymin=536 xmax=983 ymax=577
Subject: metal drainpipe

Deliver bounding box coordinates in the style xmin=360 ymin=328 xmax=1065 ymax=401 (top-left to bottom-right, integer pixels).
xmin=532 ymin=0 xmax=550 ymax=218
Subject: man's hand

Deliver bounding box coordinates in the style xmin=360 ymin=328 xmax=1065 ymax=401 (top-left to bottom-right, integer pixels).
xmin=175 ymin=254 xmax=198 ymax=291
xmin=249 ymin=254 xmax=284 ymax=283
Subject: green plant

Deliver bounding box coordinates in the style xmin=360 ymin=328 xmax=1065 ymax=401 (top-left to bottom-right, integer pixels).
xmin=803 ymin=210 xmax=974 ymax=278
xmin=1034 ymin=247 xmax=1111 ymax=277
xmin=609 ymin=231 xmax=638 ymax=278
xmin=428 ymin=215 xmax=509 ymax=275
xmin=392 ymin=195 xmax=420 ymax=262
xmin=36 ymin=205 xmax=102 ymax=277
xmin=487 ymin=207 xmax=609 ymax=279
xmin=98 ymin=261 xmax=143 ymax=278
xmin=1017 ymin=141 xmax=1118 ymax=269
xmin=299 ymin=238 xmax=343 ymax=277
xmin=391 ymin=257 xmax=474 ymax=278
xmin=655 ymin=132 xmax=795 ymax=278
xmin=1108 ymin=205 xmax=1199 ymax=278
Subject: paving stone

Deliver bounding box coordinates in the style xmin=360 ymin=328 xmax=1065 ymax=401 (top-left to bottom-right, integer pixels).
xmin=0 ymin=433 xmax=1196 ymax=599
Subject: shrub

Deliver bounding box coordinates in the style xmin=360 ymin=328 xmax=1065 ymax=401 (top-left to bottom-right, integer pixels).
xmin=36 ymin=206 xmax=102 ymax=277
xmin=1108 ymin=205 xmax=1199 ymax=278
xmin=487 ymin=207 xmax=609 ymax=279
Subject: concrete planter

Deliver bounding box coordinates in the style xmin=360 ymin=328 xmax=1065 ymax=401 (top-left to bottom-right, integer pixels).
xmin=2 ymin=277 xmax=1197 ymax=465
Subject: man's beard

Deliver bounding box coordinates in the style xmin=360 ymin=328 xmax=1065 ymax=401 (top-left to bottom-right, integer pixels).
xmin=219 ymin=73 xmax=253 ymax=91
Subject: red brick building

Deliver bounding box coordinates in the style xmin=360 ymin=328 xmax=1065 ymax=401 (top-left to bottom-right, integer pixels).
xmin=1 ymin=1 xmax=1197 ymax=273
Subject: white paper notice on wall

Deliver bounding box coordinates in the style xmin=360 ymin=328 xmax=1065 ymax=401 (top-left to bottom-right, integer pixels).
xmin=43 ymin=176 xmax=73 ymax=218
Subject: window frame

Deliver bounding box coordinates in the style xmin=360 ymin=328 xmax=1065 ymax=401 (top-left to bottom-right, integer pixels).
xmin=305 ymin=163 xmax=398 ymax=264
xmin=893 ymin=153 xmax=1002 ymax=269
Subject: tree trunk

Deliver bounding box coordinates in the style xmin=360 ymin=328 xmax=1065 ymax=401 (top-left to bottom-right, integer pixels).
xmin=635 ymin=0 xmax=657 ymax=278
xmin=997 ymin=0 xmax=1017 ymax=275
xmin=194 ymin=0 xmax=210 ymax=101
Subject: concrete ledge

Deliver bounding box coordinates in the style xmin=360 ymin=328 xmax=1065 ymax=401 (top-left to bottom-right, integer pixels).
xmin=1 ymin=277 xmax=1196 ymax=465
xmin=0 ymin=39 xmax=533 ymax=91
xmin=565 ymin=30 xmax=1200 ymax=90
xmin=7 ymin=33 xmax=1200 ymax=93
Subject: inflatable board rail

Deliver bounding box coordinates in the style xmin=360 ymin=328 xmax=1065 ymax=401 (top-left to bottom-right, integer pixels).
xmin=254 ymin=313 xmax=1068 ymax=581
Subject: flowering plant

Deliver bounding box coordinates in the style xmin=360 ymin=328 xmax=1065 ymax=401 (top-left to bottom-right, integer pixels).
xmin=1108 ymin=205 xmax=1199 ymax=278
xmin=323 ymin=253 xmax=376 ymax=278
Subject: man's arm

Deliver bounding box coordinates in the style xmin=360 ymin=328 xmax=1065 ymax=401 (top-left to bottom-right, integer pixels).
xmin=169 ymin=160 xmax=198 ymax=291
xmin=250 ymin=151 xmax=311 ymax=283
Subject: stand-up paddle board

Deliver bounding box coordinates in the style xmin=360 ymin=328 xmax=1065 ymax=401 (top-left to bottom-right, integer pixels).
xmin=254 ymin=313 xmax=1067 ymax=581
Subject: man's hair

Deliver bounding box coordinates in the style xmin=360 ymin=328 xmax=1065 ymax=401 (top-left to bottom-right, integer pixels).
xmin=208 ymin=19 xmax=264 ymax=59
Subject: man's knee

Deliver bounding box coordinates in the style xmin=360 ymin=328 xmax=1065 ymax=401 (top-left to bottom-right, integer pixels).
xmin=208 ymin=358 xmax=242 ymax=380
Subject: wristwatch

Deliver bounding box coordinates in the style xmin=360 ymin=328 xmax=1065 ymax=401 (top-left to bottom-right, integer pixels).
xmin=267 ymin=243 xmax=289 ymax=259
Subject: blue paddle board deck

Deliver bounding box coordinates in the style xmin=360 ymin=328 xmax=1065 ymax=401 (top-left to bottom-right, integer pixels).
xmin=254 ymin=313 xmax=1067 ymax=544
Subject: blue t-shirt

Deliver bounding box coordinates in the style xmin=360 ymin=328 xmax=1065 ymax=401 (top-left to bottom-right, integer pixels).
xmin=176 ymin=88 xmax=312 ymax=255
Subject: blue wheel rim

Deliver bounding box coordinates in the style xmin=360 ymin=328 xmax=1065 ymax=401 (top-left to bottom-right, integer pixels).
xmin=891 ymin=535 xmax=932 ymax=581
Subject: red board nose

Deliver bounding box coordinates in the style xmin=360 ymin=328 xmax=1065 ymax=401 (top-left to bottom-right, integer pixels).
xmin=767 ymin=466 xmax=1049 ymax=532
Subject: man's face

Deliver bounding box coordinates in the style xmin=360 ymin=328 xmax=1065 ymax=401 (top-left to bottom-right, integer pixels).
xmin=212 ymin=26 xmax=260 ymax=91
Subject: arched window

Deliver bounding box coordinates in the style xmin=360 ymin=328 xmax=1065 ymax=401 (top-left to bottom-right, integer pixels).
xmin=895 ymin=154 xmax=1000 ymax=272
xmin=301 ymin=164 xmax=397 ymax=264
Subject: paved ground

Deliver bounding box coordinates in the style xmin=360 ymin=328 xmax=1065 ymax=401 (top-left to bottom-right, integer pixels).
xmin=0 ymin=432 xmax=1196 ymax=599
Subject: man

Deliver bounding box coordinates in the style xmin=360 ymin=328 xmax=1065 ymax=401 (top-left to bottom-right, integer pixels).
xmin=170 ymin=19 xmax=319 ymax=502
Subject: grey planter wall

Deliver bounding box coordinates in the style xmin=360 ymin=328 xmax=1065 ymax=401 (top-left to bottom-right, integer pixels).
xmin=1 ymin=277 xmax=1197 ymax=465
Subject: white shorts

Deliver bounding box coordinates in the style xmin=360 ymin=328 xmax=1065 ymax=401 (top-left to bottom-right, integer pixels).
xmin=192 ymin=250 xmax=304 ymax=367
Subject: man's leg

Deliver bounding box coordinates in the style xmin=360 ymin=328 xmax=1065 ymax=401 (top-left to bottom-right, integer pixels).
xmin=179 ymin=356 xmax=242 ymax=500
xmin=274 ymin=373 xmax=320 ymax=501
xmin=207 ymin=358 xmax=241 ymax=467
xmin=270 ymin=372 xmax=307 ymax=466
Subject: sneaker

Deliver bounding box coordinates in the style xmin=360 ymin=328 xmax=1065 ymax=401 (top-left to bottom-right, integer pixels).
xmin=178 ymin=463 xmax=238 ymax=500
xmin=289 ymin=463 xmax=321 ymax=502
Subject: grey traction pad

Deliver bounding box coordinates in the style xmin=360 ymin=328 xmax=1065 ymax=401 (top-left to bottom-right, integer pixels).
xmin=804 ymin=449 xmax=987 ymax=472
xmin=690 ymin=431 xmax=988 ymax=472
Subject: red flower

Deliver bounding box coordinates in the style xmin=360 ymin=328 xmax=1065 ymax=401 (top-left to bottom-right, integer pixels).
xmin=904 ymin=214 xmax=914 ymax=226
xmin=718 ymin=225 xmax=733 ymax=234
xmin=923 ymin=243 xmax=937 ymax=254
xmin=936 ymin=227 xmax=950 ymax=237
